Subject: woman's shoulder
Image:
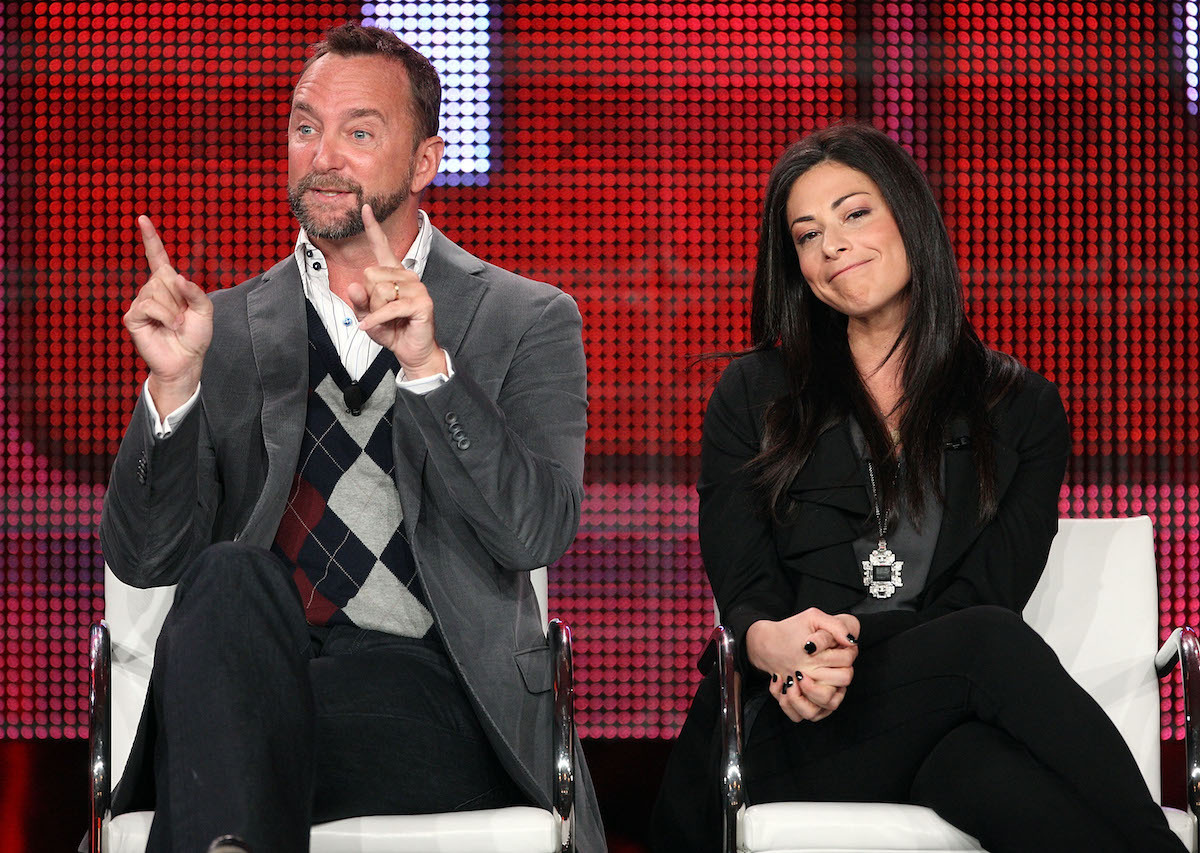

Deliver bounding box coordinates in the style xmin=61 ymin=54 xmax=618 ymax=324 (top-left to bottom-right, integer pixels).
xmin=985 ymin=353 xmax=1062 ymax=411
xmin=702 ymin=349 xmax=790 ymax=438
xmin=983 ymin=354 xmax=1068 ymax=442
xmin=713 ymin=347 xmax=788 ymax=398
xmin=1012 ymin=360 xmax=1057 ymax=391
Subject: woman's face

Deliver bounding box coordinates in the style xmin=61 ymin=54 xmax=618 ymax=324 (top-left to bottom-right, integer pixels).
xmin=784 ymin=161 xmax=911 ymax=330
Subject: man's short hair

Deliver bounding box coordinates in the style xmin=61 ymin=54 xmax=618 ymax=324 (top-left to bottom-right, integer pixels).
xmin=306 ymin=22 xmax=442 ymax=144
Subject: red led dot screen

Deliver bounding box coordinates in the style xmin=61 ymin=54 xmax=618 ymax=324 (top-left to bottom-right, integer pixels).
xmin=2 ymin=2 xmax=1197 ymax=741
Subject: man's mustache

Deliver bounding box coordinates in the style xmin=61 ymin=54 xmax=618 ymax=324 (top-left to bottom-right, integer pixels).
xmin=294 ymin=173 xmax=363 ymax=195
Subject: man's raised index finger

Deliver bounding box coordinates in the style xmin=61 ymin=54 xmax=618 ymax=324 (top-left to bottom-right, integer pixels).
xmin=361 ymin=204 xmax=400 ymax=267
xmin=137 ymin=215 xmax=174 ymax=275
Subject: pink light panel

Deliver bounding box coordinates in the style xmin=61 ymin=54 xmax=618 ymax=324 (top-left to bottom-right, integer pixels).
xmin=1 ymin=2 xmax=1197 ymax=740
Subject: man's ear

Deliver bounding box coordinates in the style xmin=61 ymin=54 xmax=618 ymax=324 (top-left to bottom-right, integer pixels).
xmin=410 ymin=136 xmax=445 ymax=195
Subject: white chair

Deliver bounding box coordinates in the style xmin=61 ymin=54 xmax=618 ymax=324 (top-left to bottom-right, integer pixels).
xmin=710 ymin=516 xmax=1200 ymax=852
xmin=89 ymin=565 xmax=576 ymax=853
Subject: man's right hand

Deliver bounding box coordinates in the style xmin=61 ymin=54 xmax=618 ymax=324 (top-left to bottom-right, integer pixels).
xmin=124 ymin=216 xmax=213 ymax=417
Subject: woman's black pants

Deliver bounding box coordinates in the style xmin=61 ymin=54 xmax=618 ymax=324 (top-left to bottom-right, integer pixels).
xmin=743 ymin=605 xmax=1185 ymax=852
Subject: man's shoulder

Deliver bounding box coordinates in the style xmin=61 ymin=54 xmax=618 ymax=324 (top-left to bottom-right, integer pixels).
xmin=429 ymin=228 xmax=569 ymax=308
xmin=209 ymin=257 xmax=297 ymax=307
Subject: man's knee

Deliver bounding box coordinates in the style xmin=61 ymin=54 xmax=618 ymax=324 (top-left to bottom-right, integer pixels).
xmin=175 ymin=543 xmax=301 ymax=614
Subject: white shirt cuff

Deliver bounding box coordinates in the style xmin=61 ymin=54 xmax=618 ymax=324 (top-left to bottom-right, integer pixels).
xmin=396 ymin=349 xmax=454 ymax=395
xmin=144 ymin=382 xmax=201 ymax=439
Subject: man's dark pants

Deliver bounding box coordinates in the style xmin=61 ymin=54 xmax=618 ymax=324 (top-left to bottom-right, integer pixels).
xmin=137 ymin=541 xmax=523 ymax=852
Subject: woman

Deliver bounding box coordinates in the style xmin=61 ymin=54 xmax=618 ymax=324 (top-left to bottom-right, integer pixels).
xmin=651 ymin=124 xmax=1184 ymax=852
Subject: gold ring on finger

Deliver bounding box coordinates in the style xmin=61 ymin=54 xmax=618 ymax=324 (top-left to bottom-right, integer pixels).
xmin=393 ymin=283 xmax=401 ymax=301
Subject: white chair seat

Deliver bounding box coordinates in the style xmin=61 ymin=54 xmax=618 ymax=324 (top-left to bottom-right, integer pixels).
xmin=737 ymin=801 xmax=1196 ymax=852
xmin=740 ymin=802 xmax=982 ymax=852
xmin=1168 ymin=808 xmax=1200 ymax=851
xmin=107 ymin=806 xmax=561 ymax=852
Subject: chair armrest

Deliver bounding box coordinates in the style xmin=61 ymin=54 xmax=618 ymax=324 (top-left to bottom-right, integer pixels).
xmin=549 ymin=618 xmax=575 ymax=853
xmin=1156 ymin=626 xmax=1200 ymax=816
xmin=90 ymin=620 xmax=112 ymax=853
xmin=711 ymin=625 xmax=745 ymax=853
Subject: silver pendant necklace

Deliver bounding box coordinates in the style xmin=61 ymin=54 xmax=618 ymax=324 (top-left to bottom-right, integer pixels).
xmin=862 ymin=460 xmax=904 ymax=599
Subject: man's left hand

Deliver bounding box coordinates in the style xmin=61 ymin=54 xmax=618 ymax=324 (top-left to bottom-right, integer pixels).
xmin=347 ymin=203 xmax=447 ymax=379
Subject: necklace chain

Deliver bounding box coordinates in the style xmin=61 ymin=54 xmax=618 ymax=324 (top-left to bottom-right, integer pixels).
xmin=865 ymin=460 xmax=899 ymax=542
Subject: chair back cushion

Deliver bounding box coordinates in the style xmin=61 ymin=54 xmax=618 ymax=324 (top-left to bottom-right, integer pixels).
xmin=104 ymin=565 xmax=176 ymax=787
xmin=1021 ymin=515 xmax=1161 ymax=799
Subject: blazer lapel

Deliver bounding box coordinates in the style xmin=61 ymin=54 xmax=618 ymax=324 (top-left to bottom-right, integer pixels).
xmin=776 ymin=422 xmax=872 ymax=589
xmin=927 ymin=417 xmax=1019 ymax=582
xmin=787 ymin=421 xmax=869 ymax=511
xmin=422 ymin=228 xmax=488 ymax=361
xmin=239 ymin=258 xmax=309 ymax=545
xmin=392 ymin=228 xmax=488 ymax=538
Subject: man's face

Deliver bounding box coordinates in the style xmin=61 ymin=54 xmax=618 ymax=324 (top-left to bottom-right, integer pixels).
xmin=286 ymin=53 xmax=425 ymax=240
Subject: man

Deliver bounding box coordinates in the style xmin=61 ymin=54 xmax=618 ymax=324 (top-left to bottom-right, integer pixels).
xmin=101 ymin=22 xmax=604 ymax=852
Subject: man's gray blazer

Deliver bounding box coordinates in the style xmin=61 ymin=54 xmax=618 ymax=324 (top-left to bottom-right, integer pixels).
xmin=100 ymin=228 xmax=606 ymax=851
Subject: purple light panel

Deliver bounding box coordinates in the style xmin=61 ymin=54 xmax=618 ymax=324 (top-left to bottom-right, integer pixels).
xmin=2 ymin=2 xmax=1197 ymax=740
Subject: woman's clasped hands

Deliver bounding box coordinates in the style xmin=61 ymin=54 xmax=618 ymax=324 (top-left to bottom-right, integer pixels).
xmin=745 ymin=608 xmax=861 ymax=723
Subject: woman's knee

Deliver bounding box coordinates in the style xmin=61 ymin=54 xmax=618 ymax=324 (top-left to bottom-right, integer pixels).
xmin=911 ymin=722 xmax=1128 ymax=853
xmin=938 ymin=606 xmax=1058 ymax=682
xmin=912 ymin=721 xmax=1010 ymax=792
xmin=949 ymin=605 xmax=1043 ymax=645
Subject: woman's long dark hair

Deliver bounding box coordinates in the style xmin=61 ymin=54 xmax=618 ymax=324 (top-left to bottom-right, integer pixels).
xmin=747 ymin=123 xmax=1021 ymax=523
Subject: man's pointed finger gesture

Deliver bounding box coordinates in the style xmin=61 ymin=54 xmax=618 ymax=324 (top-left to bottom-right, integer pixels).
xmin=346 ymin=204 xmax=446 ymax=379
xmin=123 ymin=216 xmax=214 ymax=416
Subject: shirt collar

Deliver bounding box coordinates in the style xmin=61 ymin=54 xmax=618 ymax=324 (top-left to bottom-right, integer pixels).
xmin=294 ymin=208 xmax=434 ymax=302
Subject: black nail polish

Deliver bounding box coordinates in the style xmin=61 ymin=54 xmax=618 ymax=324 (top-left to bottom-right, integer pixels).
xmin=847 ymin=633 xmax=858 ymax=644
xmin=772 ymin=673 xmax=778 ymax=683
xmin=794 ymin=670 xmax=804 ymax=681
xmin=785 ymin=675 xmax=794 ymax=690
xmin=804 ymin=641 xmax=817 ymax=654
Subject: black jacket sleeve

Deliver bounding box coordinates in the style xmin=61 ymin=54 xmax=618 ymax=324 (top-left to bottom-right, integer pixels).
xmin=698 ymin=354 xmax=794 ymax=674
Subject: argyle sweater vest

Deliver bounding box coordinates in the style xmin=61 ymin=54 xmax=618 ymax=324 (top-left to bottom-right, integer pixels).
xmin=270 ymin=302 xmax=432 ymax=638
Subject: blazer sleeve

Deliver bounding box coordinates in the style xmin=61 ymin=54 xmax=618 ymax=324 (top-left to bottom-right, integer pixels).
xmin=99 ymin=391 xmax=220 ymax=588
xmin=698 ymin=355 xmax=795 ymax=674
xmin=392 ymin=288 xmax=587 ymax=571
xmin=854 ymin=372 xmax=1070 ymax=648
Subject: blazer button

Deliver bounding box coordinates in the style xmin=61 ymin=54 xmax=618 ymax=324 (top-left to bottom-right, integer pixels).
xmin=456 ymin=438 xmax=471 ymax=450
xmin=444 ymin=412 xmax=459 ymax=425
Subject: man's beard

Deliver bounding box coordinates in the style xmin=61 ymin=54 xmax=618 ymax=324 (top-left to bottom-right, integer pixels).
xmin=288 ymin=172 xmax=411 ymax=240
